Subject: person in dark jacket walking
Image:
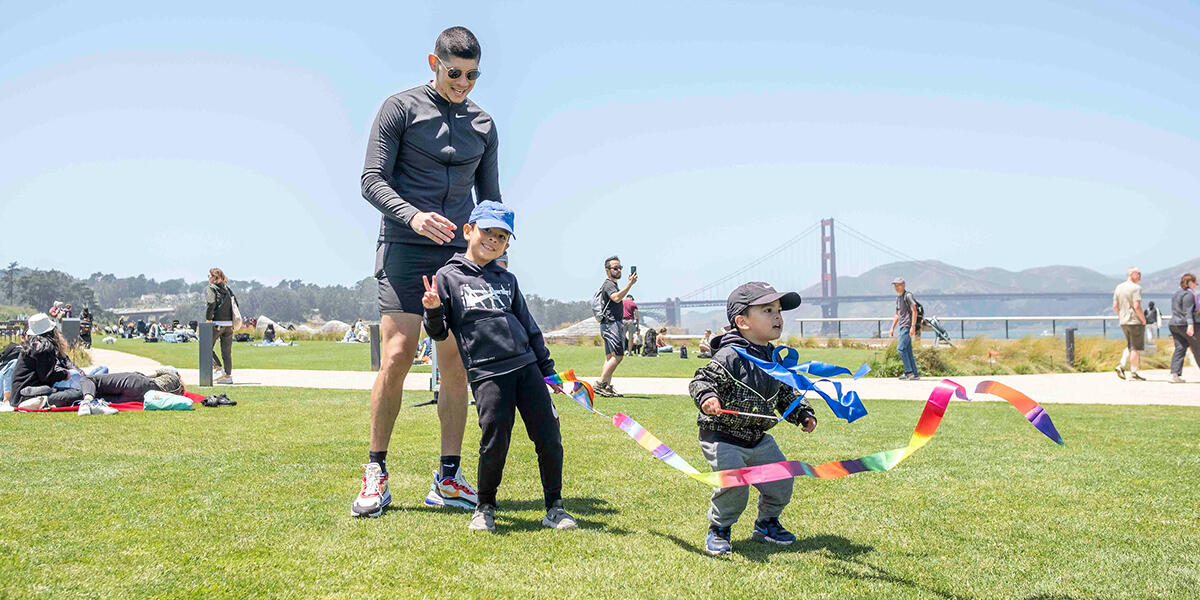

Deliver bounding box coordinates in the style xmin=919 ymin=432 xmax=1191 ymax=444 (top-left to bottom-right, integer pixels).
xmin=1168 ymin=273 xmax=1200 ymax=383
xmin=353 ymin=26 xmax=498 ymax=517
xmin=689 ymin=282 xmax=816 ymax=556
xmin=422 ymin=201 xmax=575 ymax=533
xmin=205 ymin=268 xmax=236 ymax=385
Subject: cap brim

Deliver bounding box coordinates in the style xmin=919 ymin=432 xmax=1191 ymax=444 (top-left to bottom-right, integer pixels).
xmin=750 ymin=291 xmax=802 ymax=311
xmin=470 ymin=218 xmax=514 ymax=239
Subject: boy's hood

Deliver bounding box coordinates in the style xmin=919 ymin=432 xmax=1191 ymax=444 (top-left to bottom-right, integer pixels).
xmin=446 ymin=253 xmax=504 ymax=275
xmin=709 ymin=328 xmax=773 ymax=358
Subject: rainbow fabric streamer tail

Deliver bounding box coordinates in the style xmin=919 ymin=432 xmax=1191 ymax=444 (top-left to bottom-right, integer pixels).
xmin=545 ymin=370 xmax=602 ymax=416
xmin=612 ymin=378 xmax=1063 ymax=488
xmin=732 ymin=345 xmax=871 ymax=423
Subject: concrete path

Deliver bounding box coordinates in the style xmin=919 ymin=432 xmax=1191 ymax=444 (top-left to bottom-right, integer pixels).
xmin=86 ymin=348 xmax=1200 ymax=406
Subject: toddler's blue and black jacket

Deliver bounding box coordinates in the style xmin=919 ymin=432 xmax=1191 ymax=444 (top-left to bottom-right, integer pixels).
xmin=424 ymin=254 xmax=554 ymax=383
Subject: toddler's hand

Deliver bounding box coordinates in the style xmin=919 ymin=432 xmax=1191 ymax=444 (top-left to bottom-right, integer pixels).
xmin=421 ymin=275 xmax=441 ymax=309
xmin=700 ymin=396 xmax=721 ymax=416
xmin=802 ymin=416 xmax=817 ymax=433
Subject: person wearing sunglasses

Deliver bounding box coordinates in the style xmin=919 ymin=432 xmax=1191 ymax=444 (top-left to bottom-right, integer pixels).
xmin=594 ymin=256 xmax=638 ymax=397
xmin=355 ymin=26 xmax=499 ymax=519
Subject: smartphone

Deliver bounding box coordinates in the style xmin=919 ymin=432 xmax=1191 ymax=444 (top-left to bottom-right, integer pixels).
xmin=631 ymin=266 xmax=637 ymax=275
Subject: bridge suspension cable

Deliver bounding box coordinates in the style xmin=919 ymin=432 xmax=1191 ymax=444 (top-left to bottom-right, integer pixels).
xmin=680 ymin=222 xmax=820 ymax=300
xmin=835 ymin=221 xmax=1008 ymax=292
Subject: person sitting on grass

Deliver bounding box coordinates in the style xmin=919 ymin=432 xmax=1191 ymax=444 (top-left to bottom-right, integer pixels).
xmin=690 ymin=282 xmax=817 ymax=557
xmin=9 ymin=313 xmax=78 ymax=409
xmin=422 ymin=201 xmax=576 ymax=533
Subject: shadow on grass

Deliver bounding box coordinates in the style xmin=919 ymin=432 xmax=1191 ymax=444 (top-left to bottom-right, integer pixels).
xmin=651 ymin=530 xmax=968 ymax=600
xmin=385 ymin=496 xmax=632 ymax=536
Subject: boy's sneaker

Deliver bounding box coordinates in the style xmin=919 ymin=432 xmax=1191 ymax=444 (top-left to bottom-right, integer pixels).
xmin=350 ymin=463 xmax=390 ymax=518
xmin=542 ymin=500 xmax=578 ymax=530
xmin=469 ymin=503 xmax=495 ymax=532
xmin=752 ymin=517 xmax=796 ymax=545
xmin=1129 ymin=371 xmax=1146 ymax=381
xmin=705 ymin=525 xmax=733 ymax=556
xmin=1114 ymin=366 xmax=1126 ymax=380
xmin=424 ymin=468 xmax=478 ymax=509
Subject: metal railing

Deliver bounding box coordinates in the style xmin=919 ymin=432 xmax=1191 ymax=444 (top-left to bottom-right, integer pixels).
xmin=796 ymin=315 xmax=1128 ymax=340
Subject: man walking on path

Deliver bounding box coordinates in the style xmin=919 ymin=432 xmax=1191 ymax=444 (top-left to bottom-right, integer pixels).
xmin=352 ymin=26 xmax=498 ymax=518
xmin=623 ymin=295 xmax=639 ymax=353
xmin=1113 ymin=267 xmax=1147 ymax=381
xmin=888 ymin=277 xmax=920 ymax=380
xmin=595 ymin=256 xmax=637 ymax=397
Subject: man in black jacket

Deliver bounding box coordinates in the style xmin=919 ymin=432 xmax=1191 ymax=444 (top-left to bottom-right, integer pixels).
xmin=353 ymin=27 xmax=497 ymax=518
xmin=422 ymin=201 xmax=574 ymax=533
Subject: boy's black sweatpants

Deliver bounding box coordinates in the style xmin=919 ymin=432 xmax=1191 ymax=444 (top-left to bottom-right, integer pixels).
xmin=472 ymin=363 xmax=563 ymax=509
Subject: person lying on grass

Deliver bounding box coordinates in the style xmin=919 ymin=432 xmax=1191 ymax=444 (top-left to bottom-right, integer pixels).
xmin=422 ymin=201 xmax=576 ymax=533
xmin=690 ymin=282 xmax=817 ymax=557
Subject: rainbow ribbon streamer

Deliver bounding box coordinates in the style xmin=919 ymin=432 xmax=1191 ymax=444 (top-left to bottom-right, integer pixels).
xmin=544 ymin=370 xmax=603 ymax=416
xmin=611 ymin=379 xmax=1063 ymax=488
xmin=732 ymin=345 xmax=870 ymax=423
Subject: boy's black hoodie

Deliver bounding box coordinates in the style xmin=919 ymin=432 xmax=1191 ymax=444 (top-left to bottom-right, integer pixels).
xmin=424 ymin=253 xmax=554 ymax=383
xmin=689 ymin=329 xmax=815 ymax=447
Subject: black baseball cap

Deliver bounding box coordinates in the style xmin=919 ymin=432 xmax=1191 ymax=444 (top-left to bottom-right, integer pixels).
xmin=726 ymin=282 xmax=802 ymax=323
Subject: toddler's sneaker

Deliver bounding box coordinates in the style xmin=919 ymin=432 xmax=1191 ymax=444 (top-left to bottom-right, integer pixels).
xmin=468 ymin=503 xmax=495 ymax=532
xmin=752 ymin=517 xmax=796 ymax=545
xmin=424 ymin=468 xmax=478 ymax=509
xmin=350 ymin=463 xmax=390 ymax=518
xmin=541 ymin=500 xmax=577 ymax=530
xmin=705 ymin=525 xmax=733 ymax=556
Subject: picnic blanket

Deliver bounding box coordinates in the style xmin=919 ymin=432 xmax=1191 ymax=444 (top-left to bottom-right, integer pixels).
xmin=13 ymin=390 xmax=206 ymax=412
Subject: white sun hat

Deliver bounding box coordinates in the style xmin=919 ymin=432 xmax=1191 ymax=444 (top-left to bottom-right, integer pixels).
xmin=27 ymin=313 xmax=55 ymax=336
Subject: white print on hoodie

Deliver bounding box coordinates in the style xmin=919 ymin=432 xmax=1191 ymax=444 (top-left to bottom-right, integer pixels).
xmin=459 ymin=282 xmax=513 ymax=312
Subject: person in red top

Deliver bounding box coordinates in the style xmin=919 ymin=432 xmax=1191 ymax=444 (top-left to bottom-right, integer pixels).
xmin=622 ymin=295 xmax=639 ymax=352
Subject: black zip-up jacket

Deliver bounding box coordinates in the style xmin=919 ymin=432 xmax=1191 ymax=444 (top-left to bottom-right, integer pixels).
xmin=1169 ymin=288 xmax=1199 ymax=327
xmin=423 ymin=254 xmax=554 ymax=383
xmin=689 ymin=330 xmax=815 ymax=447
xmin=361 ymin=84 xmax=501 ymax=248
xmin=9 ymin=336 xmax=74 ymax=406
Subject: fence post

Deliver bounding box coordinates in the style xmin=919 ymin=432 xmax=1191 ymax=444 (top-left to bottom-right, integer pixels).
xmin=199 ymin=322 xmax=214 ymax=386
xmin=1005 ymin=320 xmax=1009 ymax=339
xmin=1052 ymin=319 xmax=1056 ymax=335
xmin=877 ymin=320 xmax=881 ymax=338
xmin=837 ymin=320 xmax=841 ymax=338
xmin=1065 ymin=328 xmax=1077 ymax=366
xmin=61 ymin=318 xmax=81 ymax=346
xmin=369 ymin=324 xmax=381 ymax=371
xmin=1102 ymin=319 xmax=1107 ymax=338
xmin=960 ymin=320 xmax=965 ymax=339
xmin=799 ymin=321 xmax=804 ymax=337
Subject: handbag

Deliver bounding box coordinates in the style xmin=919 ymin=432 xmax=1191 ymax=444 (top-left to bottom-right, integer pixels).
xmin=231 ymin=293 xmax=244 ymax=330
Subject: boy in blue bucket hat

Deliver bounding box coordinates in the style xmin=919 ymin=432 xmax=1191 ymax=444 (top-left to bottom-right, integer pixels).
xmin=422 ymin=200 xmax=576 ymax=533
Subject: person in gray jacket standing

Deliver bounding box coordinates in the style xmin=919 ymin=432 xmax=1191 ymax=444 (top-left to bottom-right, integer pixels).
xmin=353 ymin=26 xmax=497 ymax=518
xmin=1168 ymin=273 xmax=1200 ymax=383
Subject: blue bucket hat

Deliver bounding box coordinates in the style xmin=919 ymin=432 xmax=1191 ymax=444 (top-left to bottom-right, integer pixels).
xmin=468 ymin=200 xmax=515 ymax=238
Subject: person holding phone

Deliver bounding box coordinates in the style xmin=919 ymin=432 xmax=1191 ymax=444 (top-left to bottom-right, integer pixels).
xmin=595 ymin=256 xmax=636 ymax=397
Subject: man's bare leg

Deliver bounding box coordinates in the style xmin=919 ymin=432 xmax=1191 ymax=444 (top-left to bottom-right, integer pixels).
xmin=369 ymin=313 xmax=422 ymax=453
xmin=434 ymin=335 xmax=469 ymax=456
xmin=599 ymin=352 xmax=623 ymax=385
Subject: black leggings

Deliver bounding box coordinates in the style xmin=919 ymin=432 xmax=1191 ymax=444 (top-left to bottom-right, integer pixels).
xmin=472 ymin=363 xmax=564 ymax=509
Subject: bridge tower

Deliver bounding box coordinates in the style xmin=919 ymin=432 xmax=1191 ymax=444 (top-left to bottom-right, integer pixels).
xmin=820 ymin=218 xmax=838 ymax=331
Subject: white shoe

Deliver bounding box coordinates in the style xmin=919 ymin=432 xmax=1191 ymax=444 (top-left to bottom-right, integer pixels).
xmin=77 ymin=400 xmax=93 ymax=415
xmin=351 ymin=463 xmax=391 ymax=518
xmin=424 ymin=468 xmax=479 ymax=509
xmin=1169 ymin=374 xmax=1185 ymax=383
xmin=91 ymin=399 xmax=119 ymax=415
xmin=214 ymin=374 xmax=233 ymax=385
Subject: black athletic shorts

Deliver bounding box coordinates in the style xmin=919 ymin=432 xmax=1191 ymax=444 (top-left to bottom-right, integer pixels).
xmin=601 ymin=320 xmax=625 ymax=356
xmin=376 ymin=242 xmax=459 ymax=315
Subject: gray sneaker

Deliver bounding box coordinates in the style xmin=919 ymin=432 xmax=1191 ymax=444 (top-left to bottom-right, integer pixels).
xmin=1169 ymin=374 xmax=1185 ymax=384
xmin=542 ymin=500 xmax=578 ymax=530
xmin=469 ymin=504 xmax=495 ymax=532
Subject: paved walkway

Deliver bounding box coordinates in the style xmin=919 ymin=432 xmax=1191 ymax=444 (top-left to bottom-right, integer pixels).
xmin=87 ymin=348 xmax=1200 ymax=406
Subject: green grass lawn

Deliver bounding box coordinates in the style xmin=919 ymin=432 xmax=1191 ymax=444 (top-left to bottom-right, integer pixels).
xmin=101 ymin=338 xmax=878 ymax=378
xmin=3 ymin=389 xmax=1196 ymax=598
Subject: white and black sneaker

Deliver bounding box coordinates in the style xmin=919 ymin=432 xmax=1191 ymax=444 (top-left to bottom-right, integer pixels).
xmin=542 ymin=500 xmax=577 ymax=530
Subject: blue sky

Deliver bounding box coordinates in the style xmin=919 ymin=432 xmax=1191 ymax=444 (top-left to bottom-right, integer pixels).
xmin=1 ymin=1 xmax=1197 ymax=302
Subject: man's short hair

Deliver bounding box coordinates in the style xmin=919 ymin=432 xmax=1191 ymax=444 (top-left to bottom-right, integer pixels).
xmin=435 ymin=26 xmax=481 ymax=61
xmin=605 ymin=255 xmax=620 ymax=268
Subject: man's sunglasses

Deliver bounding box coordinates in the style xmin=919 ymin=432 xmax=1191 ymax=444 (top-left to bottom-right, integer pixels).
xmin=437 ymin=57 xmax=482 ymax=81
xmin=609 ymin=265 xmax=623 ymax=270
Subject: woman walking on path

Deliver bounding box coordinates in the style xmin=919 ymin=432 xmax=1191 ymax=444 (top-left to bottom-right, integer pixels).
xmin=205 ymin=268 xmax=237 ymax=385
xmin=1167 ymin=273 xmax=1200 ymax=383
